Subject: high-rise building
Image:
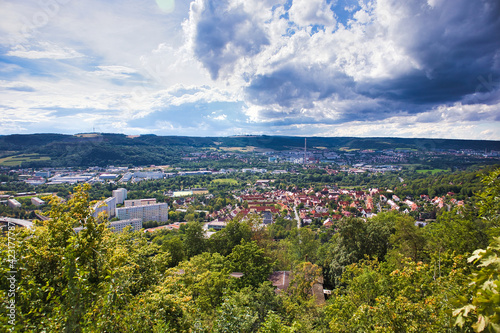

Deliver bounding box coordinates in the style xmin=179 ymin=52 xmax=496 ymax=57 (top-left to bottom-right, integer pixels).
xmin=124 ymin=198 xmax=156 ymax=207
xmin=93 ymin=197 xmax=117 ymax=218
xmin=109 ymin=218 xmax=142 ymax=233
xmin=116 ymin=203 xmax=168 ymax=223
xmin=74 ymin=218 xmax=142 ymax=234
xmin=112 ymin=188 xmax=127 ymax=204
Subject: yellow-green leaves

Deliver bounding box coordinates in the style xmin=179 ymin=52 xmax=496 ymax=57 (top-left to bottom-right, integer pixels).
xmin=454 ymin=237 xmax=500 ymax=332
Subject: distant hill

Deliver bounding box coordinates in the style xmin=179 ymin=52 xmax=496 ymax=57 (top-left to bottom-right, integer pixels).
xmin=0 ymin=133 xmax=498 ymax=168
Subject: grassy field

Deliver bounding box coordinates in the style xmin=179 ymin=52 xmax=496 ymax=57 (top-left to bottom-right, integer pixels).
xmin=395 ymin=148 xmax=418 ymax=151
xmin=218 ymin=146 xmax=256 ymax=152
xmin=211 ymin=178 xmax=239 ymax=185
xmin=0 ymin=154 xmax=51 ymax=166
xmin=416 ymin=169 xmax=449 ymax=175
xmin=339 ymin=147 xmax=360 ymax=152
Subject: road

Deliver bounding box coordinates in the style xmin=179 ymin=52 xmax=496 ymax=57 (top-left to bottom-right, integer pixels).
xmin=294 ymin=205 xmax=301 ymax=228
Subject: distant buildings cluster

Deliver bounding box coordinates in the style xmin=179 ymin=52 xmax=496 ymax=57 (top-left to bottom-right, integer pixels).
xmin=92 ymin=188 xmax=169 ymax=230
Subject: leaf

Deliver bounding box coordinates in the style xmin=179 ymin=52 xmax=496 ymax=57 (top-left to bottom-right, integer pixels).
xmin=472 ymin=315 xmax=488 ymax=333
xmin=477 ymin=253 xmax=499 ymax=268
xmin=452 ymin=304 xmax=476 ymax=318
xmin=469 ymin=249 xmax=486 ymax=263
xmin=454 ymin=314 xmax=466 ymax=328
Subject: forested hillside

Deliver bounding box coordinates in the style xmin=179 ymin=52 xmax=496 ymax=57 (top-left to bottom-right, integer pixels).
xmin=0 ymin=133 xmax=499 ymax=168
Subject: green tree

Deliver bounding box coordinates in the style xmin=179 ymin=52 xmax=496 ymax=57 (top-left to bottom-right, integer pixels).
xmin=184 ymin=221 xmax=206 ymax=258
xmin=454 ymin=237 xmax=500 ymax=332
xmin=161 ymin=235 xmax=185 ymax=267
xmin=227 ymin=240 xmax=273 ymax=288
xmin=388 ymin=214 xmax=427 ymax=263
xmin=1 ymin=184 xmax=111 ymax=332
xmin=288 ymin=227 xmax=320 ymax=263
xmin=213 ymin=283 xmax=282 ymax=333
xmin=476 ymin=167 xmax=500 ymax=238
xmin=209 ymin=218 xmax=252 ymax=256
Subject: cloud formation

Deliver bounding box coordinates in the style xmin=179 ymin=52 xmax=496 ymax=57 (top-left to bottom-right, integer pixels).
xmin=187 ymin=0 xmax=270 ymax=79
xmin=184 ymin=0 xmax=500 ymax=132
xmin=0 ymin=0 xmax=499 ymax=139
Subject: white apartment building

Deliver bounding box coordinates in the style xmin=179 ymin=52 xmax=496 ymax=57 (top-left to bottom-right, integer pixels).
xmin=74 ymin=218 xmax=142 ymax=234
xmin=124 ymin=198 xmax=156 ymax=207
xmin=116 ymin=203 xmax=168 ymax=223
xmin=109 ymin=218 xmax=142 ymax=233
xmin=112 ymin=188 xmax=127 ymax=204
xmin=93 ymin=197 xmax=117 ymax=218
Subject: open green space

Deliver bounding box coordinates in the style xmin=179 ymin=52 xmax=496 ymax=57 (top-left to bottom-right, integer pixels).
xmin=395 ymin=148 xmax=418 ymax=151
xmin=211 ymin=178 xmax=238 ymax=185
xmin=0 ymin=153 xmax=51 ymax=166
xmin=218 ymin=146 xmax=256 ymax=152
xmin=416 ymin=168 xmax=449 ymax=175
xmin=339 ymin=147 xmax=360 ymax=152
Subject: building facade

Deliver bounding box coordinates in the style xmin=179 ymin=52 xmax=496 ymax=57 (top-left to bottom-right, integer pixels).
xmin=124 ymin=198 xmax=157 ymax=207
xmin=7 ymin=199 xmax=21 ymax=209
xmin=31 ymin=197 xmax=45 ymax=206
xmin=116 ymin=203 xmax=169 ymax=223
xmin=109 ymin=218 xmax=142 ymax=233
xmin=112 ymin=188 xmax=127 ymax=205
xmin=93 ymin=197 xmax=117 ymax=218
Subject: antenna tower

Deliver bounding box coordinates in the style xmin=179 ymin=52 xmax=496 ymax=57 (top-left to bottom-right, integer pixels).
xmin=304 ymin=138 xmax=307 ymax=165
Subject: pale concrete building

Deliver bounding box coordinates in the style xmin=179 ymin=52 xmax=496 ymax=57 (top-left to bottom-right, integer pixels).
xmin=93 ymin=197 xmax=117 ymax=218
xmin=31 ymin=197 xmax=45 ymax=206
xmin=124 ymin=198 xmax=156 ymax=207
xmin=7 ymin=199 xmax=21 ymax=209
xmin=74 ymin=218 xmax=142 ymax=234
xmin=109 ymin=218 xmax=142 ymax=233
xmin=112 ymin=188 xmax=127 ymax=204
xmin=116 ymin=203 xmax=168 ymax=223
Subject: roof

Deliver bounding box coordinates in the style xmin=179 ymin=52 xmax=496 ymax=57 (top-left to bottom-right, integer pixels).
xmin=0 ymin=216 xmax=34 ymax=229
xmin=269 ymin=271 xmax=291 ymax=291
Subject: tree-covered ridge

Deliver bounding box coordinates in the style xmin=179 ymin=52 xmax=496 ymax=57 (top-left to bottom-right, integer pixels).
xmin=1 ymin=169 xmax=499 ymax=332
xmin=0 ymin=133 xmax=499 ymax=168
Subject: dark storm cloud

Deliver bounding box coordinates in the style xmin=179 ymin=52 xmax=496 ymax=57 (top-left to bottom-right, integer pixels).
xmin=368 ymin=0 xmax=500 ymax=106
xmin=192 ymin=0 xmax=270 ymax=80
xmin=190 ymin=0 xmax=500 ymax=126
xmin=355 ymin=70 xmax=482 ymax=105
xmin=246 ymin=65 xmax=355 ymax=108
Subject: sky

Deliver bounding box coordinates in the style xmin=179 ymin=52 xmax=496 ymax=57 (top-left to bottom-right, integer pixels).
xmin=0 ymin=0 xmax=499 ymax=139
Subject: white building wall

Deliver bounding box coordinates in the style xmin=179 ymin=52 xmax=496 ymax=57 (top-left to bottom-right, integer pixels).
xmin=7 ymin=199 xmax=21 ymax=209
xmin=104 ymin=197 xmax=116 ymax=217
xmin=116 ymin=203 xmax=168 ymax=223
xmin=93 ymin=196 xmax=117 ymax=219
xmin=31 ymin=197 xmax=45 ymax=206
xmin=124 ymin=198 xmax=156 ymax=207
xmin=112 ymin=188 xmax=127 ymax=205
xmin=109 ymin=218 xmax=142 ymax=233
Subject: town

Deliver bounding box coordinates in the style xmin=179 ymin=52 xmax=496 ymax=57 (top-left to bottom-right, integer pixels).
xmin=1 ymin=142 xmax=499 ymax=332
xmin=0 ymin=157 xmax=480 ymax=234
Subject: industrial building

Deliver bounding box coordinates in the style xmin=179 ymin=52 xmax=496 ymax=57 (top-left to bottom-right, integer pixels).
xmin=7 ymin=199 xmax=21 ymax=209
xmin=31 ymin=197 xmax=45 ymax=206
